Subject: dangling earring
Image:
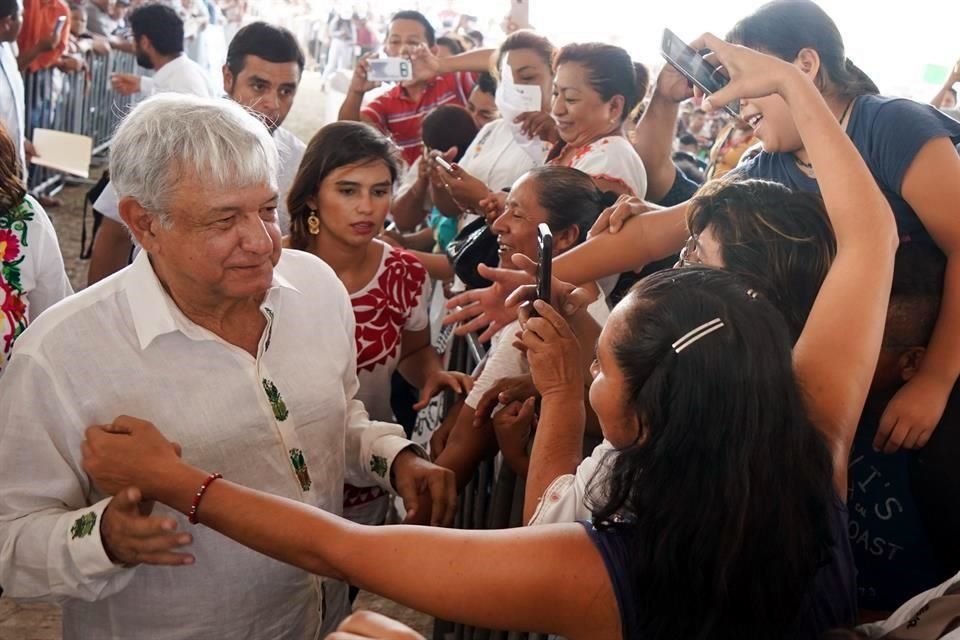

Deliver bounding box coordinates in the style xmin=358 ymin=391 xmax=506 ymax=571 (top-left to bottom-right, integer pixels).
xmin=307 ymin=210 xmax=320 ymax=235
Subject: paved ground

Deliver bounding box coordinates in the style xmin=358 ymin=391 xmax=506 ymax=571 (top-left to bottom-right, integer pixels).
xmin=0 ymin=71 xmax=434 ymax=640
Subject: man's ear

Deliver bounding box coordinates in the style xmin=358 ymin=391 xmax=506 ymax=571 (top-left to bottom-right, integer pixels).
xmin=899 ymin=347 xmax=926 ymax=383
xmin=119 ymin=197 xmax=160 ymax=252
xmin=221 ymin=65 xmax=234 ymax=94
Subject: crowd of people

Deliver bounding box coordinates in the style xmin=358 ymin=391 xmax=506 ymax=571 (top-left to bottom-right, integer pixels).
xmin=2 ymin=0 xmax=960 ymax=638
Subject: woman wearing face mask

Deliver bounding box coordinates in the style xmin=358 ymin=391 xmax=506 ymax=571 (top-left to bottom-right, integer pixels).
xmin=285 ymin=121 xmax=471 ymax=526
xmin=426 ymin=30 xmax=557 ymax=220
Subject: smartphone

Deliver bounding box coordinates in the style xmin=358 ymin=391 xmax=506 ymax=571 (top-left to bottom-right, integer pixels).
xmin=434 ymin=156 xmax=454 ymax=172
xmin=660 ymin=28 xmax=739 ymax=117
xmin=53 ymin=15 xmax=67 ymax=39
xmin=531 ymin=223 xmax=552 ymax=318
xmin=367 ymin=57 xmax=413 ymax=83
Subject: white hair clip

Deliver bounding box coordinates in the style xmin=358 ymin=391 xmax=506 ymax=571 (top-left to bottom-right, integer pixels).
xmin=672 ymin=318 xmax=725 ymax=354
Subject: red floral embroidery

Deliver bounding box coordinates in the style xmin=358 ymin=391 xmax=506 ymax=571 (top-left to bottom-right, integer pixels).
xmin=352 ymin=248 xmax=427 ymax=373
xmin=0 ymin=229 xmax=20 ymax=262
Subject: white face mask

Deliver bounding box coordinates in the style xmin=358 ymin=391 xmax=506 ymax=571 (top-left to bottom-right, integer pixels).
xmin=494 ymin=61 xmax=542 ymax=124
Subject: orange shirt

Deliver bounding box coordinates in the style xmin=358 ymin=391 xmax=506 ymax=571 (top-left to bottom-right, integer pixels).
xmin=17 ymin=0 xmax=70 ymax=73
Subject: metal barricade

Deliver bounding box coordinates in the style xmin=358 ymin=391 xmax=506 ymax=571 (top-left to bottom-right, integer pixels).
xmin=433 ymin=333 xmax=548 ymax=640
xmin=22 ymin=50 xmax=138 ymax=196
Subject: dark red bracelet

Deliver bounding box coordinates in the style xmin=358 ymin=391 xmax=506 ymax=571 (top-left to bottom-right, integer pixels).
xmin=188 ymin=473 xmax=222 ymax=524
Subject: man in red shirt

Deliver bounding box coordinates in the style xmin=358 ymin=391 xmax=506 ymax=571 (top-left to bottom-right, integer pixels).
xmin=338 ymin=10 xmax=492 ymax=166
xmin=16 ymin=0 xmax=67 ymax=72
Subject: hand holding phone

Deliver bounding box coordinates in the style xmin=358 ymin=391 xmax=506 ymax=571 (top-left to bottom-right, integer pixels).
xmin=660 ymin=28 xmax=739 ymax=117
xmin=366 ymin=57 xmax=413 ymax=83
xmin=434 ymin=156 xmax=454 ymax=173
xmin=53 ymin=15 xmax=67 ymax=40
xmin=531 ymin=223 xmax=553 ymax=318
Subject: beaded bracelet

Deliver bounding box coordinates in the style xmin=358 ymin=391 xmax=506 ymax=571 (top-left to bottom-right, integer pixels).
xmin=188 ymin=472 xmax=222 ymax=524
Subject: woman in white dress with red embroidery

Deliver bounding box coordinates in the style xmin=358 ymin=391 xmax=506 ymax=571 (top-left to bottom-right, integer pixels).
xmin=285 ymin=121 xmax=472 ymax=526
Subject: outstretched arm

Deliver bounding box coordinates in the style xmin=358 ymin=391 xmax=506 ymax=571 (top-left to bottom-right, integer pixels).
xmin=82 ymin=420 xmax=619 ymax=640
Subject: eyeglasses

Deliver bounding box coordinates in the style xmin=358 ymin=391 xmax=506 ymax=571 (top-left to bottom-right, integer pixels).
xmin=677 ymin=235 xmax=703 ymax=267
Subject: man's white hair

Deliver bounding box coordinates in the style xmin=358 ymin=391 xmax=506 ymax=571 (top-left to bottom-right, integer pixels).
xmin=110 ymin=94 xmax=279 ymax=224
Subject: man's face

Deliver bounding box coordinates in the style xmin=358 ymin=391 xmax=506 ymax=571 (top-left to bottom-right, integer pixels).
xmin=0 ymin=0 xmax=24 ymax=43
xmin=146 ymin=173 xmax=282 ymax=303
xmin=384 ymin=18 xmax=428 ymax=57
xmin=223 ymin=55 xmax=300 ymax=133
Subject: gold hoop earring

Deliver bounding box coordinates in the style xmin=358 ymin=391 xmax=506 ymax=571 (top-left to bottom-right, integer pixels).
xmin=307 ymin=211 xmax=320 ymax=235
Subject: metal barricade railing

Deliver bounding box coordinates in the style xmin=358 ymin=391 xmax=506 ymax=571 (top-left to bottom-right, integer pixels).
xmin=433 ymin=333 xmax=548 ymax=640
xmin=23 ymin=50 xmax=138 ymax=196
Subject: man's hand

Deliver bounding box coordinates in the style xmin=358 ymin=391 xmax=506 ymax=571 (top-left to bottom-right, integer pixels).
xmin=413 ymin=370 xmax=473 ymax=411
xmin=443 ymin=264 xmax=532 ymax=342
xmin=349 ymin=53 xmax=381 ymax=95
xmin=327 ymin=610 xmax=425 ymax=640
xmin=391 ymin=449 xmax=457 ymax=526
xmin=110 ymin=73 xmax=141 ymax=96
xmin=100 ymin=487 xmax=194 ymax=567
xmin=504 ymin=253 xmax=599 ymax=319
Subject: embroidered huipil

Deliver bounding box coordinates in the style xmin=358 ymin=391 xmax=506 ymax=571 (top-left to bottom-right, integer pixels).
xmin=0 ymin=249 xmax=416 ymax=640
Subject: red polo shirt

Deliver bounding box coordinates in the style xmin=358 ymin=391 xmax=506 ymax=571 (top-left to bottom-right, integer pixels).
xmin=17 ymin=0 xmax=70 ymax=73
xmin=362 ymin=72 xmax=475 ymax=166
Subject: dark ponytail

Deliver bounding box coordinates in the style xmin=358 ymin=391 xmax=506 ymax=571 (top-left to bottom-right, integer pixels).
xmin=728 ymin=0 xmax=879 ymax=99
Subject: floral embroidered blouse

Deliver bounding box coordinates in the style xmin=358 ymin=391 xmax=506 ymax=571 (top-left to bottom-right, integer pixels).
xmin=0 ymin=195 xmax=72 ymax=378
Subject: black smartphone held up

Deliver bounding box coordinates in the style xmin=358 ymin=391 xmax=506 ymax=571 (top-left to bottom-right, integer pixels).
xmin=531 ymin=223 xmax=553 ymax=318
xmin=660 ymin=28 xmax=740 ymax=117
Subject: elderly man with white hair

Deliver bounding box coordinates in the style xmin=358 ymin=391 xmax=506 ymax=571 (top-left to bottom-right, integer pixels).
xmin=0 ymin=94 xmax=456 ymax=639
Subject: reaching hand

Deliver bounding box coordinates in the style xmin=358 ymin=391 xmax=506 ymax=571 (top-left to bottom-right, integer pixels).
xmin=413 ymin=370 xmax=474 ymax=411
xmin=473 ymin=374 xmax=536 ymax=426
xmin=100 ymin=487 xmax=194 ymax=567
xmin=443 ymin=264 xmax=534 ymax=342
xmin=874 ymin=373 xmax=950 ymax=453
xmin=327 ymin=610 xmax=426 ymax=640
xmin=492 ymin=398 xmax=536 ymax=466
xmin=514 ymin=111 xmax=559 ymax=144
xmin=404 ymin=43 xmax=440 ymax=83
xmin=588 ymin=195 xmax=661 ymax=237
xmin=504 ymin=253 xmax=599 ymax=319
xmin=110 ymin=73 xmax=141 ymax=96
xmin=477 ymin=191 xmax=507 ymax=226
xmin=391 ymin=450 xmax=457 ymax=526
xmin=82 ymin=415 xmax=183 ymax=498
xmin=430 ymin=160 xmax=491 ymax=209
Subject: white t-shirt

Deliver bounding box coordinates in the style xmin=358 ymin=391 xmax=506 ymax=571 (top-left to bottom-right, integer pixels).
xmin=139 ymin=54 xmax=215 ymax=98
xmin=0 ymin=196 xmax=73 ymax=377
xmin=273 ymin=126 xmax=307 ymax=236
xmin=0 ymin=43 xmax=25 ymax=174
xmin=857 ymin=571 xmax=960 ymax=638
xmin=459 ymin=119 xmax=551 ymax=193
xmin=550 ymin=135 xmax=648 ymax=199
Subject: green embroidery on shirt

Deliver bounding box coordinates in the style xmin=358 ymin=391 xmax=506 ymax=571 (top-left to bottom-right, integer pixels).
xmin=370 ymin=455 xmax=389 ymax=478
xmin=262 ymin=378 xmax=289 ymax=421
xmin=262 ymin=307 xmax=274 ymax=352
xmin=70 ymin=512 xmax=97 ymax=539
xmin=289 ymin=448 xmax=312 ymax=491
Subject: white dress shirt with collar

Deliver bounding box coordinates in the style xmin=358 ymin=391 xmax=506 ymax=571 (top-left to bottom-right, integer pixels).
xmin=0 ymin=248 xmax=418 ymax=639
xmin=139 ymin=53 xmax=216 ymax=97
xmin=0 ymin=42 xmax=26 ymax=173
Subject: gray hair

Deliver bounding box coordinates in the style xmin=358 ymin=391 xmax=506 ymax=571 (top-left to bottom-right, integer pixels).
xmin=110 ymin=94 xmax=279 ymax=225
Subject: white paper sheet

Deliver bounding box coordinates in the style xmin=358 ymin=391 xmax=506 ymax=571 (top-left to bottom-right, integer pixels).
xmin=30 ymin=128 xmax=93 ymax=178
